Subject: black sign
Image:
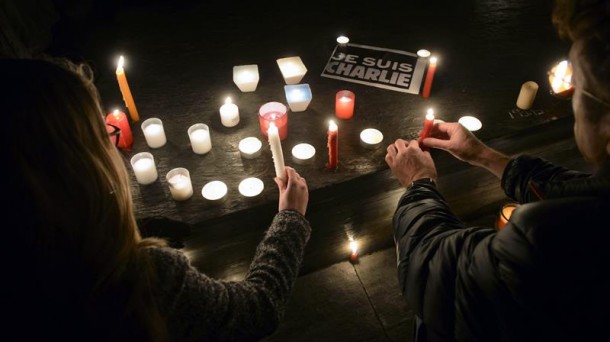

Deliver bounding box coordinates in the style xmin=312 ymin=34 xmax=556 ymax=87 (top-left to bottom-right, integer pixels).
xmin=321 ymin=43 xmax=426 ymax=94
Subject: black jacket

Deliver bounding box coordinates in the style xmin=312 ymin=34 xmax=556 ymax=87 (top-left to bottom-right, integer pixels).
xmin=393 ymin=155 xmax=610 ymax=341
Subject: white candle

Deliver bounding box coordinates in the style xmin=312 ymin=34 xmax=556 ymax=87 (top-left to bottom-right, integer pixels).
xmin=130 ymin=152 xmax=158 ymax=185
xmin=417 ymin=49 xmax=431 ymax=58
xmin=219 ymin=97 xmax=240 ymax=127
xmin=267 ymin=123 xmax=285 ymax=180
xmin=238 ymin=177 xmax=264 ymax=197
xmin=516 ymin=81 xmax=539 ymax=110
xmin=360 ymin=128 xmax=384 ymax=148
xmin=201 ymin=180 xmax=227 ymax=200
xmin=141 ymin=118 xmax=167 ymax=148
xmin=238 ymin=137 xmax=262 ymax=159
xmin=276 ymin=56 xmax=307 ymax=85
xmin=458 ymin=116 xmax=482 ymax=131
xmin=188 ymin=123 xmax=212 ymax=155
xmin=336 ymin=35 xmax=350 ymax=45
xmin=233 ymin=64 xmax=259 ymax=92
xmin=284 ymin=84 xmax=312 ymax=112
xmin=291 ymin=143 xmax=316 ymax=164
xmin=166 ymin=167 xmax=193 ymax=201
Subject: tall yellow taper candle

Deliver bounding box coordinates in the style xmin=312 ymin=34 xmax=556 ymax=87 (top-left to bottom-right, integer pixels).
xmin=116 ymin=56 xmax=140 ymax=122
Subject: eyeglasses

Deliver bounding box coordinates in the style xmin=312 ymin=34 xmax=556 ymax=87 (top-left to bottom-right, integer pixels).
xmin=547 ymin=60 xmax=610 ymax=108
xmin=106 ymin=123 xmax=121 ymax=147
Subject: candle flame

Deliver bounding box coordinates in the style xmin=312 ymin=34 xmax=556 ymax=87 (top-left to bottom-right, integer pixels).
xmin=429 ymin=56 xmax=438 ymax=65
xmin=349 ymin=240 xmax=358 ymax=254
xmin=329 ymin=120 xmax=338 ymax=131
xmin=225 ymin=97 xmax=232 ymax=104
xmin=117 ymin=56 xmax=125 ymax=70
xmin=550 ymin=60 xmax=572 ymax=93
xmin=426 ymin=108 xmax=435 ymax=120
xmin=113 ymin=109 xmax=120 ymax=115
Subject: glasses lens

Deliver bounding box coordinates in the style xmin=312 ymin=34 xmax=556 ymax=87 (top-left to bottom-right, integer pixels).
xmin=548 ymin=60 xmax=574 ymax=97
xmin=106 ymin=124 xmax=121 ymax=147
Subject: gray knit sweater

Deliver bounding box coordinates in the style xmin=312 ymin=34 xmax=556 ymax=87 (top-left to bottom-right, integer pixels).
xmin=146 ymin=210 xmax=311 ymax=341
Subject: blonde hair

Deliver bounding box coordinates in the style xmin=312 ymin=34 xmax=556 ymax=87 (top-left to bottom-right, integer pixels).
xmin=3 ymin=58 xmax=167 ymax=341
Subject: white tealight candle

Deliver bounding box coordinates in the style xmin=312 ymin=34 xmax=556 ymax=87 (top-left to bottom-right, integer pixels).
xmin=238 ymin=137 xmax=262 ymax=159
xmin=417 ymin=49 xmax=431 ymax=58
xmin=360 ymin=128 xmax=384 ymax=148
xmin=238 ymin=177 xmax=264 ymax=197
xmin=276 ymin=56 xmax=308 ymax=85
xmin=130 ymin=152 xmax=158 ymax=185
xmin=188 ymin=123 xmax=212 ymax=155
xmin=201 ymin=180 xmax=228 ymax=201
xmin=291 ymin=143 xmax=316 ymax=164
xmin=219 ymin=97 xmax=240 ymax=127
xmin=165 ymin=167 xmax=193 ymax=201
xmin=284 ymin=84 xmax=312 ymax=112
xmin=458 ymin=116 xmax=483 ymax=131
xmin=233 ymin=64 xmax=259 ymax=92
xmin=141 ymin=118 xmax=167 ymax=148
xmin=336 ymin=35 xmax=350 ymax=45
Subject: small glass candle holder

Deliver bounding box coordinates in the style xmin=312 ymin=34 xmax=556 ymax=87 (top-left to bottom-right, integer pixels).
xmin=141 ymin=118 xmax=167 ymax=148
xmin=495 ymin=202 xmax=519 ymax=230
xmin=258 ymin=102 xmax=288 ymax=140
xmin=188 ymin=123 xmax=212 ymax=155
xmin=284 ymin=84 xmax=312 ymax=112
xmin=360 ymin=128 xmax=384 ymax=149
xmin=276 ymin=56 xmax=307 ymax=84
xmin=233 ymin=64 xmax=259 ymax=92
xmin=130 ymin=152 xmax=158 ymax=185
xmin=335 ymin=90 xmax=355 ymax=119
xmin=238 ymin=177 xmax=264 ymax=197
xmin=547 ymin=60 xmax=574 ymax=99
xmin=165 ymin=167 xmax=193 ymax=201
xmin=238 ymin=137 xmax=262 ymax=159
xmin=201 ymin=180 xmax=228 ymax=201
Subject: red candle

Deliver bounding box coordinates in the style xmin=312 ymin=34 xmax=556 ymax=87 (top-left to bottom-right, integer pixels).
xmin=258 ymin=102 xmax=288 ymax=140
xmin=421 ymin=56 xmax=437 ymax=98
xmin=335 ymin=90 xmax=355 ymax=119
xmin=418 ymin=108 xmax=435 ymax=144
xmin=327 ymin=120 xmax=338 ymax=169
xmin=105 ymin=109 xmax=133 ymax=150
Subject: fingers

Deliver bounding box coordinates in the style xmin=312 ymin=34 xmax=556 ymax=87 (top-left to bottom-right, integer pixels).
xmin=423 ymin=137 xmax=451 ymax=150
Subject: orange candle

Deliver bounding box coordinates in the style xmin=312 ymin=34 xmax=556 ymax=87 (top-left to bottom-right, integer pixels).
xmin=335 ymin=90 xmax=355 ymax=119
xmin=421 ymin=56 xmax=437 ymax=98
xmin=418 ymin=108 xmax=435 ymax=144
xmin=115 ymin=56 xmax=140 ymax=122
xmin=327 ymin=120 xmax=338 ymax=169
xmin=105 ymin=109 xmax=133 ymax=150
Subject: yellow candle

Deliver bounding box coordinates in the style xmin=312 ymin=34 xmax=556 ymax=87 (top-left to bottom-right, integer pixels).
xmin=116 ymin=56 xmax=140 ymax=122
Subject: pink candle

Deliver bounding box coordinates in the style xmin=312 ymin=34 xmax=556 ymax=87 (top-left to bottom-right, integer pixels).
xmin=335 ymin=90 xmax=355 ymax=119
xmin=421 ymin=57 xmax=437 ymax=98
xmin=327 ymin=120 xmax=338 ymax=169
xmin=418 ymin=109 xmax=435 ymax=144
xmin=258 ymin=102 xmax=288 ymax=140
xmin=105 ymin=109 xmax=133 ymax=150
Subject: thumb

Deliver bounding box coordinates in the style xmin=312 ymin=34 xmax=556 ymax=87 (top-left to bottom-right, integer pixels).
xmin=274 ymin=177 xmax=286 ymax=191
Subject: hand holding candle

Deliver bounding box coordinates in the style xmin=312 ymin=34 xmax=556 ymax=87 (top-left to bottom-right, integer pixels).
xmin=421 ymin=56 xmax=437 ymax=98
xmin=418 ymin=108 xmax=435 ymax=144
xmin=115 ymin=56 xmax=140 ymax=121
xmin=327 ymin=120 xmax=338 ymax=169
xmin=268 ymin=123 xmax=286 ymax=180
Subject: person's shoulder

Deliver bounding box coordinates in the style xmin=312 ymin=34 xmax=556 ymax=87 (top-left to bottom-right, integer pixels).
xmin=144 ymin=246 xmax=191 ymax=274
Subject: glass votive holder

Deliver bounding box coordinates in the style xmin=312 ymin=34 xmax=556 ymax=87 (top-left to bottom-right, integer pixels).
xmin=495 ymin=202 xmax=519 ymax=230
xmin=188 ymin=123 xmax=212 ymax=155
xmin=258 ymin=102 xmax=288 ymax=140
xmin=238 ymin=177 xmax=264 ymax=197
xmin=201 ymin=180 xmax=228 ymax=201
xmin=276 ymin=56 xmax=307 ymax=84
xmin=233 ymin=64 xmax=259 ymax=92
xmin=284 ymin=84 xmax=312 ymax=112
xmin=141 ymin=118 xmax=167 ymax=148
xmin=130 ymin=152 xmax=158 ymax=185
xmin=359 ymin=128 xmax=384 ymax=149
xmin=238 ymin=137 xmax=262 ymax=159
xmin=291 ymin=143 xmax=316 ymax=165
xmin=165 ymin=167 xmax=193 ymax=201
xmin=335 ymin=90 xmax=355 ymax=119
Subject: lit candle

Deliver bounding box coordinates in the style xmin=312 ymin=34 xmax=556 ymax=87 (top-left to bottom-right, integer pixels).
xmin=284 ymin=84 xmax=312 ymax=112
xmin=238 ymin=177 xmax=264 ymax=197
xmin=188 ymin=123 xmax=212 ymax=155
xmin=105 ymin=109 xmax=133 ymax=150
xmin=291 ymin=143 xmax=316 ymax=164
xmin=417 ymin=49 xmax=431 ymax=58
xmin=233 ymin=64 xmax=260 ymax=92
xmin=238 ymin=137 xmax=262 ymax=159
xmin=548 ymin=60 xmax=574 ymax=98
xmin=130 ymin=152 xmax=158 ymax=185
xmin=335 ymin=90 xmax=355 ymax=119
xmin=165 ymin=167 xmax=193 ymax=201
xmin=276 ymin=56 xmax=308 ymax=85
xmin=327 ymin=120 xmax=338 ymax=169
xmin=201 ymin=180 xmax=228 ymax=201
xmin=219 ymin=97 xmax=240 ymax=127
xmin=360 ymin=128 xmax=384 ymax=148
xmin=516 ymin=81 xmax=539 ymax=110
xmin=418 ymin=108 xmax=435 ymax=143
xmin=268 ymin=123 xmax=286 ymax=180
xmin=258 ymin=102 xmax=288 ymax=140
xmin=496 ymin=203 xmax=519 ymax=230
xmin=115 ymin=56 xmax=139 ymax=121
xmin=336 ymin=35 xmax=350 ymax=45
xmin=458 ymin=115 xmax=482 ymax=131
xmin=141 ymin=118 xmax=167 ymax=148
xmin=349 ymin=239 xmax=359 ymax=263
xmin=421 ymin=56 xmax=437 ymax=98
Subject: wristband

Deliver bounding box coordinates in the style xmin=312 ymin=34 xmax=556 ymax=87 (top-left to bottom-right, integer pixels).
xmin=407 ymin=177 xmax=436 ymax=191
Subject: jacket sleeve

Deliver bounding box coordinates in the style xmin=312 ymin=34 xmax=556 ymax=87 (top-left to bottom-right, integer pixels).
xmin=151 ymin=209 xmax=311 ymax=342
xmin=501 ymin=155 xmax=591 ymax=203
